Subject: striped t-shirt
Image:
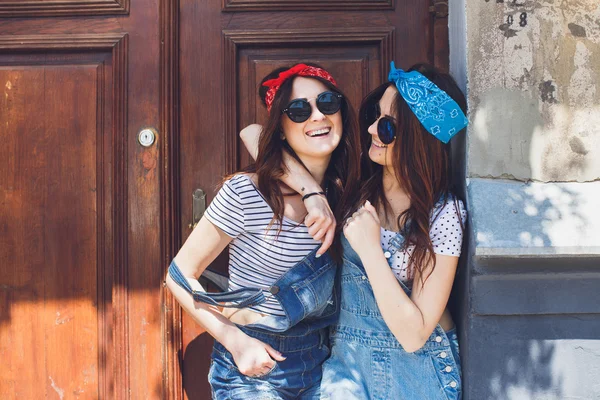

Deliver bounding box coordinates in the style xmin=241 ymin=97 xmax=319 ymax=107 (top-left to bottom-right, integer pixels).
xmin=204 ymin=174 xmax=319 ymax=316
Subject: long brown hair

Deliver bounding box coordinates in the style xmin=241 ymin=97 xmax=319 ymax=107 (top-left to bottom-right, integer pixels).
xmin=356 ymin=63 xmax=467 ymax=284
xmin=243 ymin=63 xmax=361 ymax=260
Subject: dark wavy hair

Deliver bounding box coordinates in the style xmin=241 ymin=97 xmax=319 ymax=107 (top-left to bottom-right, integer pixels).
xmin=355 ymin=63 xmax=467 ymax=284
xmin=242 ymin=63 xmax=361 ymax=261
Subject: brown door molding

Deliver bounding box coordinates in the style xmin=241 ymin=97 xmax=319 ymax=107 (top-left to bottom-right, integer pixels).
xmin=0 ymin=0 xmax=130 ymax=17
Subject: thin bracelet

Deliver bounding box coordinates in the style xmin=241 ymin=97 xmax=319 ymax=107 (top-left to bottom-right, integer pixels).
xmin=301 ymin=191 xmax=326 ymax=201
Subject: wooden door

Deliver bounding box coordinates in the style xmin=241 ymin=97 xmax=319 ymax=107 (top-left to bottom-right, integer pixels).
xmin=174 ymin=0 xmax=449 ymax=398
xmin=0 ymin=1 xmax=177 ymax=398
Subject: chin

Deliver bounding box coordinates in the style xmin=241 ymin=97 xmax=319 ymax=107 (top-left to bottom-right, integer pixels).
xmin=316 ymin=138 xmax=341 ymax=154
xmin=368 ymin=148 xmax=385 ymax=165
xmin=309 ymin=147 xmax=337 ymax=158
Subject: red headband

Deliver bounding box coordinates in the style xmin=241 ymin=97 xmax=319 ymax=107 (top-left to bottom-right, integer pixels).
xmin=262 ymin=64 xmax=337 ymax=112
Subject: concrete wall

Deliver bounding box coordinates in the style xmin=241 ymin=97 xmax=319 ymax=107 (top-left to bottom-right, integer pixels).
xmin=449 ymin=1 xmax=600 ymax=399
xmin=465 ymin=0 xmax=600 ymax=183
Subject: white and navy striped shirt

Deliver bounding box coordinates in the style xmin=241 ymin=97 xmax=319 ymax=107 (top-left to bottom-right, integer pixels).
xmin=204 ymin=174 xmax=319 ymax=316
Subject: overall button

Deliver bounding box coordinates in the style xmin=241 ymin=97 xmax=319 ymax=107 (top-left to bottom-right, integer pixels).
xmin=362 ymin=276 xmax=367 ymax=280
xmin=445 ymin=366 xmax=452 ymax=373
xmin=269 ymin=286 xmax=280 ymax=295
xmin=440 ymin=351 xmax=447 ymax=358
xmin=384 ymin=251 xmax=392 ymax=259
xmin=435 ymin=336 xmax=442 ymax=343
xmin=450 ymin=381 xmax=457 ymax=388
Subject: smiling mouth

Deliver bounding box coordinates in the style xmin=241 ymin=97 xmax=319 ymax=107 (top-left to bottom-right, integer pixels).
xmin=306 ymin=127 xmax=331 ymax=137
xmin=371 ymin=140 xmax=388 ymax=148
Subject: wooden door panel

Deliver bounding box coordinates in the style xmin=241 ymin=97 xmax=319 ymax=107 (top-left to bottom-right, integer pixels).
xmin=234 ymin=35 xmax=392 ymax=168
xmin=0 ymin=39 xmax=128 ymax=399
xmin=0 ymin=0 xmax=174 ymax=390
xmin=0 ymin=0 xmax=180 ymax=397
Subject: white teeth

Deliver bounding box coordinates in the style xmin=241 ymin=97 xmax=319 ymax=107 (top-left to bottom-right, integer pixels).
xmin=372 ymin=141 xmax=387 ymax=148
xmin=307 ymin=128 xmax=331 ymax=137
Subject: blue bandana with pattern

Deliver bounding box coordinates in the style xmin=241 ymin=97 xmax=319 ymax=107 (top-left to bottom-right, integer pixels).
xmin=388 ymin=61 xmax=468 ymax=144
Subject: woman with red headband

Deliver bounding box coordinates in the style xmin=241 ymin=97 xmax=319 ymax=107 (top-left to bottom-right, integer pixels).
xmin=166 ymin=63 xmax=360 ymax=399
xmin=241 ymin=62 xmax=468 ymax=399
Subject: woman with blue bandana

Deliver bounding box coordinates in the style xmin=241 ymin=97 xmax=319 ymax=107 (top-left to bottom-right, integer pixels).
xmin=241 ymin=62 xmax=468 ymax=399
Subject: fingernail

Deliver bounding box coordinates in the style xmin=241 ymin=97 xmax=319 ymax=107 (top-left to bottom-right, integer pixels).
xmin=366 ymin=200 xmax=371 ymax=206
xmin=316 ymin=253 xmax=321 ymax=258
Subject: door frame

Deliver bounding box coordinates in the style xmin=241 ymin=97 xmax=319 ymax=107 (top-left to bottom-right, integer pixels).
xmin=161 ymin=0 xmax=451 ymax=398
xmin=160 ymin=0 xmax=183 ymax=399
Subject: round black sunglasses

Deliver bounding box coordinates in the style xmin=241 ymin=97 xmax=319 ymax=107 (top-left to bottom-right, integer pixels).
xmin=283 ymin=91 xmax=343 ymax=123
xmin=364 ymin=101 xmax=396 ymax=144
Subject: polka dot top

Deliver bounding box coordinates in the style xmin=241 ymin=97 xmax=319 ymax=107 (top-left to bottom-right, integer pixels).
xmin=380 ymin=198 xmax=467 ymax=282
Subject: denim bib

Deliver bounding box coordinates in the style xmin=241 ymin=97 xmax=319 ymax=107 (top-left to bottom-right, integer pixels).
xmin=320 ymin=234 xmax=462 ymax=400
xmin=168 ymin=247 xmax=339 ymax=335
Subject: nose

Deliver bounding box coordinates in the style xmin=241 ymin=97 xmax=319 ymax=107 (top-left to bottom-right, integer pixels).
xmin=367 ymin=118 xmax=378 ymax=136
xmin=309 ymin=99 xmax=326 ymax=122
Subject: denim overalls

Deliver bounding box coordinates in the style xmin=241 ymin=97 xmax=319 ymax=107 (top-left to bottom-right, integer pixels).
xmin=169 ymin=247 xmax=339 ymax=400
xmin=320 ymin=234 xmax=462 ymax=400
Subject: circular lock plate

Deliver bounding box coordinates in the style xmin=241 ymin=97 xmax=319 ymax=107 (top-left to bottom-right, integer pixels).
xmin=138 ymin=129 xmax=156 ymax=147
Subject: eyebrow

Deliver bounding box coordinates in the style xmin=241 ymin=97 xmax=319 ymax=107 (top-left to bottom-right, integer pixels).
xmin=376 ymin=100 xmax=397 ymax=121
xmin=291 ymin=91 xmax=331 ymax=102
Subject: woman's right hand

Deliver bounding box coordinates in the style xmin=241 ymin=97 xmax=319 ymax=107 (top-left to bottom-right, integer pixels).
xmin=228 ymin=334 xmax=286 ymax=377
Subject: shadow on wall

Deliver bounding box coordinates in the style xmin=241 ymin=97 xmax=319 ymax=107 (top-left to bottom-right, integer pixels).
xmin=458 ymin=86 xmax=599 ymax=399
xmin=471 ymin=312 xmax=600 ymax=400
xmin=469 ymin=87 xmax=591 ymax=253
xmin=182 ymin=332 xmax=214 ymax=399
xmin=474 ymin=182 xmax=593 ymax=400
xmin=481 ymin=321 xmax=564 ymax=400
xmin=505 ymin=183 xmax=588 ymax=251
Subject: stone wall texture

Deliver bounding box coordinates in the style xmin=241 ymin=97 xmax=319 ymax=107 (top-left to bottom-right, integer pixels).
xmin=466 ymin=0 xmax=600 ymax=182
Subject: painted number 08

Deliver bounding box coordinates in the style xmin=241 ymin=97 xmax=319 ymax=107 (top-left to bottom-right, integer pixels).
xmin=507 ymin=12 xmax=527 ymax=27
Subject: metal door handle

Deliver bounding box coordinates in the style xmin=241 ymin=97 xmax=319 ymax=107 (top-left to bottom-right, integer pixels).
xmin=189 ymin=188 xmax=206 ymax=229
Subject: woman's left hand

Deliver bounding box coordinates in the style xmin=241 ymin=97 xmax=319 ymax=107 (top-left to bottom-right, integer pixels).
xmin=303 ymin=194 xmax=336 ymax=257
xmin=343 ymin=201 xmax=382 ymax=259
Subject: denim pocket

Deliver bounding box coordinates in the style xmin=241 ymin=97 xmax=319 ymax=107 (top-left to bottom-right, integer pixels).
xmin=213 ymin=340 xmax=280 ymax=380
xmin=447 ymin=330 xmax=461 ymax=370
xmin=291 ymin=260 xmax=336 ymax=320
xmin=340 ymin=260 xmax=381 ymax=318
xmin=212 ymin=342 xmax=237 ymax=370
xmin=427 ymin=345 xmax=461 ymax=400
xmin=247 ymin=362 xmax=279 ymax=380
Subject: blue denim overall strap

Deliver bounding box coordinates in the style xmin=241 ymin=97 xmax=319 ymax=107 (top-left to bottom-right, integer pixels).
xmin=242 ymin=247 xmax=339 ymax=334
xmin=168 ymin=260 xmax=266 ymax=308
xmin=385 ymin=229 xmax=406 ymax=261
